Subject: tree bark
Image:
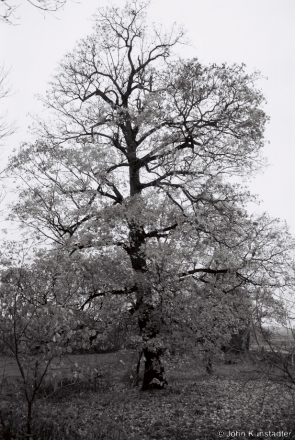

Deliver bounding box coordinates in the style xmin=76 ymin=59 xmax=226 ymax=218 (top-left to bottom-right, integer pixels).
xmin=137 ymin=303 xmax=168 ymax=390
xmin=134 ymin=350 xmax=142 ymax=387
xmin=26 ymin=401 xmax=33 ymax=440
xmin=124 ymin=119 xmax=168 ymax=390
xmin=141 ymin=346 xmax=168 ymax=390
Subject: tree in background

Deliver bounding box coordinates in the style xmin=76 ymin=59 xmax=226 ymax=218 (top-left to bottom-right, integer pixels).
xmin=0 ymin=246 xmax=70 ymax=437
xmin=0 ymin=244 xmax=108 ymax=437
xmin=8 ymin=0 xmax=295 ymax=390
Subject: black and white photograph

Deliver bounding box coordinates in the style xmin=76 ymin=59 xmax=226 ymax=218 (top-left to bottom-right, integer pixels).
xmin=0 ymin=1 xmax=295 ymax=439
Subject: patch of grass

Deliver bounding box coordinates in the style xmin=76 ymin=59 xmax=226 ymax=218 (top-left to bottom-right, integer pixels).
xmin=1 ymin=351 xmax=295 ymax=440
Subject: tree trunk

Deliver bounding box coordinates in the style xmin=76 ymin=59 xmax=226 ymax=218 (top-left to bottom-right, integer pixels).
xmin=126 ymin=165 xmax=168 ymax=390
xmin=141 ymin=346 xmax=168 ymax=390
xmin=134 ymin=350 xmax=142 ymax=387
xmin=245 ymin=329 xmax=250 ymax=351
xmin=127 ymin=236 xmax=169 ymax=390
xmin=137 ymin=303 xmax=168 ymax=390
xmin=26 ymin=401 xmax=33 ymax=440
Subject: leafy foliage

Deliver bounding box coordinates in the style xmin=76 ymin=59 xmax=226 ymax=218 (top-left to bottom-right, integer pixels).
xmin=6 ymin=0 xmax=295 ymax=390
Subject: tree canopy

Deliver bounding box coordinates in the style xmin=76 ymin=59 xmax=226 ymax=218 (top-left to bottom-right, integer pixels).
xmin=7 ymin=0 xmax=295 ymax=390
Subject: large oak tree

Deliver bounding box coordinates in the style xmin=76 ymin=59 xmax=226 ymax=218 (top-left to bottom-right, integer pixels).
xmin=8 ymin=0 xmax=295 ymax=389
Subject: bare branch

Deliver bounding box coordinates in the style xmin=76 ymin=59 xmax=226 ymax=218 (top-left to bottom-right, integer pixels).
xmin=0 ymin=0 xmax=68 ymax=24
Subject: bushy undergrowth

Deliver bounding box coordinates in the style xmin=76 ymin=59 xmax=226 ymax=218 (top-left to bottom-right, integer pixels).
xmin=1 ymin=352 xmax=295 ymax=440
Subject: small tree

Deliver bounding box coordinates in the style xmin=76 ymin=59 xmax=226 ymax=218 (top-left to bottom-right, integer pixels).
xmin=0 ymin=244 xmax=94 ymax=438
xmin=8 ymin=0 xmax=295 ymax=389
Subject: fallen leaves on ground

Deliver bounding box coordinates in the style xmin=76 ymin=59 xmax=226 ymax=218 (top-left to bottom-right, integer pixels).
xmin=33 ymin=376 xmax=295 ymax=440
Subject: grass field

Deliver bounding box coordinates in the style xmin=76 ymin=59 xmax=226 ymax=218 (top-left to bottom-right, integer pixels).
xmin=0 ymin=350 xmax=295 ymax=440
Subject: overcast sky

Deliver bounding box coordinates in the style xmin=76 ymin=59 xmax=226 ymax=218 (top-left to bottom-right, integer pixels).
xmin=0 ymin=0 xmax=295 ymax=234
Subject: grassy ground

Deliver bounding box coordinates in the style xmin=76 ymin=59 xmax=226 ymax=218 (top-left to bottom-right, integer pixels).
xmin=0 ymin=350 xmax=295 ymax=440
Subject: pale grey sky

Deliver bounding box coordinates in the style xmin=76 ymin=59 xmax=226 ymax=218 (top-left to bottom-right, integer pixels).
xmin=0 ymin=0 xmax=295 ymax=232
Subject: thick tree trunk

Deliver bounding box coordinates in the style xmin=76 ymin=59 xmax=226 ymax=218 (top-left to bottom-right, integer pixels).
xmin=141 ymin=346 xmax=168 ymax=390
xmin=126 ymin=147 xmax=168 ymax=390
xmin=137 ymin=303 xmax=168 ymax=390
